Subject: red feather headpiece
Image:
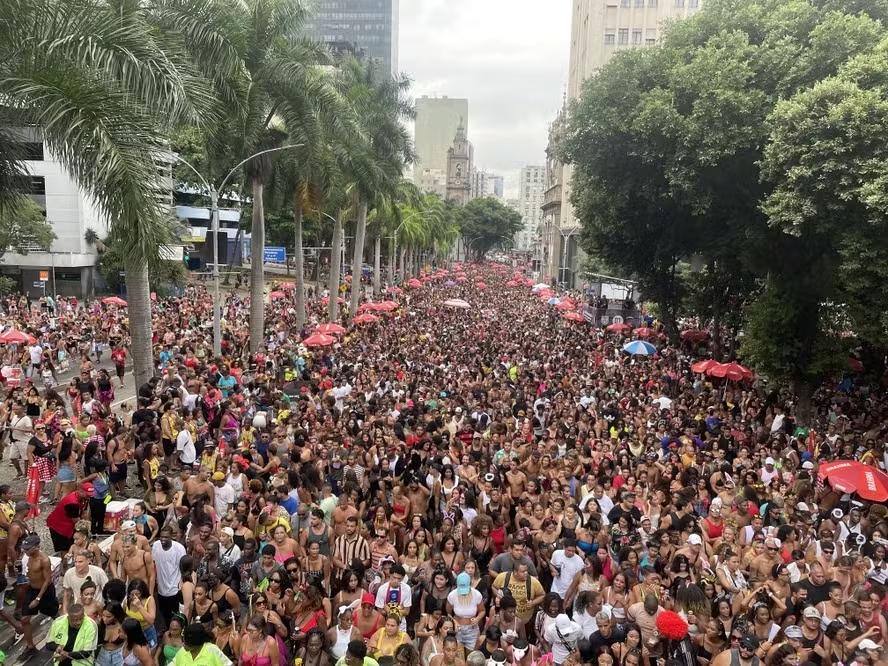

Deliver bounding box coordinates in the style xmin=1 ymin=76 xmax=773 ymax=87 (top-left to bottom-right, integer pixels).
xmin=656 ymin=610 xmax=689 ymax=641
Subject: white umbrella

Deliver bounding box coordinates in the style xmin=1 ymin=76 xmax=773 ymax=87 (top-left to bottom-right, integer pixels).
xmin=444 ymin=298 xmax=471 ymax=309
xmin=531 ymin=283 xmax=551 ymax=292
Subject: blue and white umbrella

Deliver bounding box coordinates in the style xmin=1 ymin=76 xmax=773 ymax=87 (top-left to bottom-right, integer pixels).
xmin=547 ymin=296 xmax=560 ymax=305
xmin=622 ymin=340 xmax=657 ymax=356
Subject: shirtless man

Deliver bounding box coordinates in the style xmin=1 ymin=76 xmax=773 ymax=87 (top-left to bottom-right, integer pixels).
xmin=20 ymin=535 xmax=59 ymax=657
xmin=749 ymin=537 xmax=783 ymax=584
xmin=406 ymin=478 xmax=431 ymax=517
xmin=106 ymin=429 xmax=130 ymax=495
xmin=108 ymin=520 xmax=150 ymax=576
xmin=505 ymin=459 xmax=527 ymax=500
xmin=429 ymin=632 xmax=465 ymax=666
xmin=183 ymin=466 xmax=215 ymax=508
xmin=331 ymin=495 xmax=358 ymax=537
xmin=120 ymin=534 xmax=155 ymax=593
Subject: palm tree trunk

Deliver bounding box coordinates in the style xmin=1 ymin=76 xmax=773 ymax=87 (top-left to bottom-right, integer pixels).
xmin=327 ymin=211 xmax=343 ymax=322
xmin=293 ymin=198 xmax=306 ymax=329
xmin=124 ymin=258 xmax=153 ymax=389
xmin=348 ymin=199 xmax=368 ymax=320
xmin=398 ymin=247 xmax=406 ymax=281
xmin=389 ymin=238 xmax=396 ymax=285
xmin=249 ymin=177 xmax=265 ymax=352
xmin=373 ymin=236 xmax=381 ymax=297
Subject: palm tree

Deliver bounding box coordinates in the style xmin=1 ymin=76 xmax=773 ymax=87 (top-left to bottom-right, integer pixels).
xmin=337 ymin=58 xmax=414 ymax=321
xmin=0 ymin=0 xmax=224 ymax=388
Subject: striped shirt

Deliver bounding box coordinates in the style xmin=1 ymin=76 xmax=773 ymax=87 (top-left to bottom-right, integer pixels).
xmin=332 ymin=533 xmax=370 ymax=571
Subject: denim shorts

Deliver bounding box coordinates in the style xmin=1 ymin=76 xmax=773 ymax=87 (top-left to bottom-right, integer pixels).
xmin=96 ymin=646 xmax=123 ymax=666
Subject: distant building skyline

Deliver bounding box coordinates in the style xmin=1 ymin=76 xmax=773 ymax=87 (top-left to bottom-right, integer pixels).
xmin=414 ymin=95 xmax=469 ymax=189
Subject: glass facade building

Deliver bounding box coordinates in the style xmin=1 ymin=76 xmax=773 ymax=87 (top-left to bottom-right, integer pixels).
xmin=305 ymin=0 xmax=398 ymax=75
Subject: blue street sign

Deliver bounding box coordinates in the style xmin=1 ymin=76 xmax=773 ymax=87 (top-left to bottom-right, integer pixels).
xmin=32 ymin=281 xmax=44 ymax=288
xmin=264 ymin=247 xmax=286 ymax=263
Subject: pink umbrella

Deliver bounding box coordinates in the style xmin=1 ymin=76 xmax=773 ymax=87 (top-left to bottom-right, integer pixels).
xmin=691 ymin=359 xmax=719 ymax=374
xmin=556 ymin=300 xmax=576 ymax=311
xmin=377 ymin=301 xmax=399 ymax=312
xmin=353 ymin=313 xmax=379 ymax=325
xmin=102 ymin=296 xmax=128 ymax=307
xmin=315 ymin=323 xmax=346 ymax=335
xmin=269 ymin=291 xmax=286 ymax=301
xmin=278 ymin=282 xmax=296 ymax=290
xmin=563 ymin=312 xmax=584 ymax=322
xmin=407 ymin=278 xmax=423 ymax=289
xmin=303 ymin=333 xmax=336 ymax=347
xmin=0 ymin=329 xmax=37 ymax=345
xmin=634 ymin=326 xmax=654 ymax=338
xmin=606 ymin=322 xmax=631 ymax=333
xmin=386 ymin=287 xmax=403 ymax=295
xmin=321 ymin=296 xmax=345 ymax=305
xmin=681 ymin=329 xmax=709 ymax=343
xmin=707 ymin=362 xmax=753 ymax=382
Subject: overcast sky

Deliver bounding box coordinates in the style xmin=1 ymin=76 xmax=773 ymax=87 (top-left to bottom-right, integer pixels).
xmin=399 ymin=1 xmax=572 ymax=199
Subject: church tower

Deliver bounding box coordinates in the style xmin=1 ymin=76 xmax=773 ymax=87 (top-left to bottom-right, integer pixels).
xmin=445 ymin=119 xmax=473 ymax=205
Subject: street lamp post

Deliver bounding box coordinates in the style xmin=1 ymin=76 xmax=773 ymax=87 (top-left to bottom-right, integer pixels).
xmin=559 ymin=228 xmax=578 ymax=288
xmin=176 ymin=145 xmax=303 ymax=356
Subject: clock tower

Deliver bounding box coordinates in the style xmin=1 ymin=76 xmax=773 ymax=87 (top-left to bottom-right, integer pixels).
xmin=445 ymin=119 xmax=473 ymax=205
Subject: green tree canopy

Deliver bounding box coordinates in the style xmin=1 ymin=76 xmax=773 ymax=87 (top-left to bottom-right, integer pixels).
xmin=0 ymin=196 xmax=55 ymax=261
xmin=457 ymin=197 xmax=522 ymax=260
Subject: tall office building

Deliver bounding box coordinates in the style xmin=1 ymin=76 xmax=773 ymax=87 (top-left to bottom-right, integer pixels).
xmin=414 ymin=96 xmax=469 ymax=194
xmin=490 ymin=175 xmax=504 ymax=199
xmin=306 ymin=0 xmax=399 ymax=76
xmin=516 ymin=166 xmax=545 ymax=251
xmin=546 ymin=0 xmax=702 ymax=285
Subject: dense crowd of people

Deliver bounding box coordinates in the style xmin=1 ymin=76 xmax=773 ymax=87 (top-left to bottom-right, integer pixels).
xmin=0 ymin=263 xmax=886 ymax=666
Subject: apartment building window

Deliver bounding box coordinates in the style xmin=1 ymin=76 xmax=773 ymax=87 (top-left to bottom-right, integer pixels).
xmin=675 ymin=0 xmax=685 ymax=6
xmin=618 ymin=28 xmax=629 ymax=45
xmin=632 ymin=29 xmax=642 ymax=44
xmin=621 ymin=0 xmax=630 ymax=6
xmin=28 ymin=176 xmax=46 ymax=196
xmin=649 ymin=0 xmax=657 ymax=5
xmin=604 ymin=32 xmax=616 ymax=45
xmin=635 ymin=0 xmax=645 ymax=6
xmin=689 ymin=0 xmax=699 ymax=6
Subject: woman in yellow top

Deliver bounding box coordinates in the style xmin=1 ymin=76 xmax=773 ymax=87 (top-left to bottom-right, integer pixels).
xmin=369 ymin=614 xmax=410 ymax=659
xmin=124 ymin=579 xmax=159 ymax=650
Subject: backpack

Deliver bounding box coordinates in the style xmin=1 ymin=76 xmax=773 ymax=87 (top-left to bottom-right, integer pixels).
xmin=503 ymin=570 xmax=532 ymax=602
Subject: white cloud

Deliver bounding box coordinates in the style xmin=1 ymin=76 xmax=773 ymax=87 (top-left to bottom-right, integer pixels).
xmin=399 ymin=0 xmax=571 ymax=198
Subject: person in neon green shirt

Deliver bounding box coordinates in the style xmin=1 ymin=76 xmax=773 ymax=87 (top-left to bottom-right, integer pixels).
xmin=335 ymin=639 xmax=380 ymax=666
xmin=45 ymin=605 xmax=98 ymax=666
xmin=173 ymin=623 xmax=232 ymax=666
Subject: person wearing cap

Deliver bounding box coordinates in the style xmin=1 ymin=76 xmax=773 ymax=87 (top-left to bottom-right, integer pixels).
xmin=446 ymin=571 xmax=485 ymax=650
xmin=212 ymin=470 xmax=235 ymax=518
xmin=710 ymin=634 xmax=761 ymax=666
xmin=543 ymin=613 xmax=582 ymax=666
xmin=45 ymin=481 xmax=92 ymax=555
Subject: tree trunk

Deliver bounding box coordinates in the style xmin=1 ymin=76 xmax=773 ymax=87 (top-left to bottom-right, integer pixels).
xmin=293 ymin=198 xmax=305 ymax=329
xmin=348 ymin=199 xmax=368 ymax=320
xmin=373 ymin=236 xmax=381 ymax=298
xmin=124 ymin=258 xmax=153 ymax=389
xmin=327 ymin=211 xmax=343 ymax=322
xmin=389 ymin=239 xmax=397 ymax=284
xmin=792 ymin=378 xmax=815 ymax=427
xmin=249 ymin=177 xmax=266 ymax=353
xmin=398 ymin=247 xmax=406 ymax=282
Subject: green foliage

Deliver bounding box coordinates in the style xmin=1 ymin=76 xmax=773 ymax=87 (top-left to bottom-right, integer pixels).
xmin=97 ymin=235 xmax=186 ymax=293
xmin=0 ymin=275 xmax=18 ymax=296
xmin=563 ymin=0 xmax=888 ymax=405
xmin=0 ymin=196 xmax=55 ymax=259
xmin=456 ymin=197 xmax=522 ymax=259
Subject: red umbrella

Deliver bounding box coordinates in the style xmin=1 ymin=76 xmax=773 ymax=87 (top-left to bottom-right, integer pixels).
xmin=475 ymin=282 xmax=487 ymax=290
xmin=315 ymin=323 xmax=346 ymax=335
xmin=606 ymin=322 xmax=630 ymax=333
xmin=681 ymin=329 xmax=709 ymax=343
xmin=707 ymin=362 xmax=753 ymax=382
xmin=406 ymin=278 xmax=422 ymax=289
xmin=376 ymin=301 xmax=399 ymax=312
xmin=634 ymin=326 xmax=654 ymax=338
xmin=563 ymin=312 xmax=584 ymax=322
xmin=102 ymin=296 xmax=128 ymax=307
xmin=0 ymin=328 xmax=37 ymax=345
xmin=303 ymin=333 xmax=336 ymax=347
xmin=269 ymin=291 xmax=286 ymax=301
xmin=524 ymin=278 xmax=534 ymax=287
xmin=353 ymin=313 xmax=379 ymax=325
xmin=691 ymin=359 xmax=719 ymax=374
xmin=278 ymin=282 xmax=296 ymax=290
xmin=555 ymin=300 xmax=575 ymax=311
xmin=386 ymin=287 xmax=403 ymax=295
xmin=455 ymin=276 xmax=467 ymax=283
xmin=818 ymin=460 xmax=888 ymax=502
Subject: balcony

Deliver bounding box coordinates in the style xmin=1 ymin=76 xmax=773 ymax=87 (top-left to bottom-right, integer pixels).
xmin=542 ymin=183 xmax=562 ymax=211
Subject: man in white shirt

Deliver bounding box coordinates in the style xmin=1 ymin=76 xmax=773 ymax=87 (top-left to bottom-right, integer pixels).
xmin=212 ymin=472 xmax=235 ymax=517
xmin=7 ymin=402 xmax=33 ymax=478
xmin=62 ymin=553 xmax=108 ymax=610
xmin=176 ymin=422 xmax=196 ymax=466
xmin=28 ymin=343 xmax=43 ymax=377
xmin=331 ymin=379 xmax=352 ymax=412
xmin=375 ymin=564 xmax=412 ymax=631
xmin=550 ymin=540 xmax=585 ymax=600
xmin=152 ymin=527 xmax=186 ymax=630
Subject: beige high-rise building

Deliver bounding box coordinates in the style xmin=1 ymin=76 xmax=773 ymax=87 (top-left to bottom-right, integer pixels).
xmin=546 ymin=0 xmax=701 ymax=285
xmin=414 ymin=96 xmax=469 ymax=187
